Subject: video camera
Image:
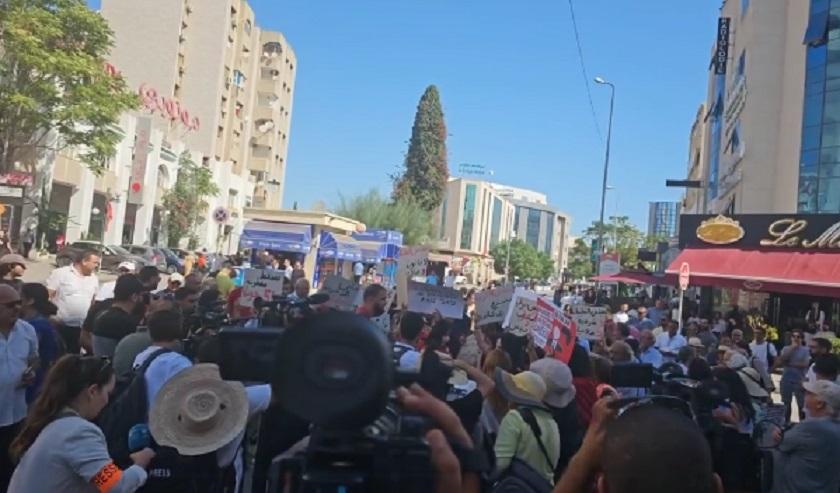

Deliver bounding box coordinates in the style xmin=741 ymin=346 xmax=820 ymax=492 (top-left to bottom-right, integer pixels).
xmin=253 ymin=293 xmax=329 ymax=327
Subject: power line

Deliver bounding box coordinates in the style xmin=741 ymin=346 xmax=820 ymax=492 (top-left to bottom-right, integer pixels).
xmin=566 ymin=0 xmax=602 ymax=142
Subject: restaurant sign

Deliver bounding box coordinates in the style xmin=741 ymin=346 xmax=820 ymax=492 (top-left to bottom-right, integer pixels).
xmin=679 ymin=214 xmax=840 ymax=251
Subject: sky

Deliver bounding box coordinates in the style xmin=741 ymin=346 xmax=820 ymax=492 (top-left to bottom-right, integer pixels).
xmin=90 ymin=0 xmax=720 ymax=234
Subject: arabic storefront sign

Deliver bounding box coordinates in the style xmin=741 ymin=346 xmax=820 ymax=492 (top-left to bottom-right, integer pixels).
xmin=474 ymin=286 xmax=515 ymax=326
xmin=680 ymin=214 xmax=840 ymax=251
xmin=406 ymin=281 xmax=464 ymax=320
xmin=321 ymin=275 xmax=361 ymax=311
xmin=241 ymin=268 xmax=286 ymax=307
xmin=567 ymin=305 xmax=607 ymax=340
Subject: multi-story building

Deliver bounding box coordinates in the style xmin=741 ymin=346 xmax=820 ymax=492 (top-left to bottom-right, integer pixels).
xmin=85 ymin=0 xmax=296 ymax=249
xmin=682 ymin=104 xmax=708 ymax=214
xmin=647 ymin=201 xmax=681 ymax=238
xmin=685 ymin=0 xmax=825 ymax=215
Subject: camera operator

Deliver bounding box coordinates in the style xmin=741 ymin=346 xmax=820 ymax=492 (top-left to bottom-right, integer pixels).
xmin=287 ymin=278 xmax=310 ymax=302
xmin=771 ymin=380 xmax=840 ymax=493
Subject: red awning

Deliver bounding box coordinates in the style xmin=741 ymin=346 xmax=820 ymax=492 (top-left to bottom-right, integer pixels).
xmin=665 ymin=248 xmax=840 ymax=298
xmin=590 ymin=272 xmax=671 ymax=285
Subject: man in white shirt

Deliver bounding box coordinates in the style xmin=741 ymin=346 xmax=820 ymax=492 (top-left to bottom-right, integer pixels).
xmin=132 ymin=309 xmax=192 ymax=408
xmin=46 ymin=250 xmax=100 ymax=354
xmin=613 ymin=303 xmax=630 ymax=324
xmin=393 ymin=311 xmax=425 ymax=370
xmin=656 ymin=320 xmax=687 ymax=362
xmin=283 ymin=259 xmax=293 ymax=281
xmin=353 ymin=262 xmax=364 ymax=283
xmin=0 ymin=285 xmax=37 ymax=490
xmin=749 ymin=327 xmax=777 ymax=390
xmin=806 ymin=337 xmax=834 ymax=384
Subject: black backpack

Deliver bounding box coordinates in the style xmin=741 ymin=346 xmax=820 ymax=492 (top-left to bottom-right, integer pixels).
xmin=97 ymin=348 xmax=171 ymax=468
xmin=490 ymin=408 xmax=555 ymax=493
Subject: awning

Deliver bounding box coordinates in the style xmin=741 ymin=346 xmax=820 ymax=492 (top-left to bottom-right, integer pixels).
xmin=351 ymin=229 xmax=403 ymax=263
xmin=319 ymin=231 xmax=362 ymax=262
xmin=240 ymin=221 xmax=312 ymax=253
xmin=590 ymin=273 xmax=667 ymax=285
xmin=666 ymin=248 xmax=840 ymax=298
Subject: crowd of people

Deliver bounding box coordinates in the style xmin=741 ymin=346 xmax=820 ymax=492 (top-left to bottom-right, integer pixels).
xmin=1 ymin=247 xmax=840 ymax=492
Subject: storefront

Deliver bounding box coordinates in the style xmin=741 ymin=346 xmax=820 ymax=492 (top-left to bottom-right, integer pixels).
xmin=239 ymin=221 xmax=313 ymax=262
xmin=352 ymin=229 xmax=403 ymax=287
xmin=315 ymin=231 xmax=362 ymax=287
xmin=667 ymin=214 xmax=840 ymax=331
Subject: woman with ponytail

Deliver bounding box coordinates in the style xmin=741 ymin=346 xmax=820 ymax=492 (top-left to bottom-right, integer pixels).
xmin=8 ymin=355 xmax=154 ymax=493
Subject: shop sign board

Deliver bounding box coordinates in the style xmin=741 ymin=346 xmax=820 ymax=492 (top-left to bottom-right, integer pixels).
xmin=680 ymin=214 xmax=840 ymax=252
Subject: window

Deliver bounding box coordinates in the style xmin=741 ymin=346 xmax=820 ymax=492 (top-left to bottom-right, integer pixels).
xmin=804 ymin=8 xmax=830 ymax=46
xmin=727 ymin=123 xmax=741 ymax=153
xmin=544 ymin=213 xmax=554 ymax=255
xmin=741 ymin=0 xmax=749 ymax=16
xmin=460 ymin=185 xmax=477 ymax=249
xmin=526 ymin=209 xmax=540 ymax=249
xmin=244 ymin=20 xmax=252 ymax=34
xmin=818 ymin=178 xmax=840 ymax=211
xmin=490 ymin=198 xmax=502 ymax=247
xmin=737 ymin=50 xmax=746 ymax=77
xmin=260 ymin=67 xmax=279 ymax=80
xmin=233 ymin=70 xmax=246 ymax=88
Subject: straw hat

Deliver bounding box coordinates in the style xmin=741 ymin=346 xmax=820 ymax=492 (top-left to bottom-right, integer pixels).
xmin=494 ymin=368 xmax=548 ymax=410
xmin=149 ymin=364 xmax=248 ymax=456
xmin=737 ymin=367 xmax=769 ymax=400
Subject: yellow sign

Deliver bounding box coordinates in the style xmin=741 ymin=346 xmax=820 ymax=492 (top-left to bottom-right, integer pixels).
xmin=696 ymin=215 xmax=745 ymax=245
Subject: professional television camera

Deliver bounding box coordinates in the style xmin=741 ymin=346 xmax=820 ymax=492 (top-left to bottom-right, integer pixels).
xmin=253 ymin=292 xmax=330 ymax=327
xmin=265 ymin=311 xmax=434 ymax=493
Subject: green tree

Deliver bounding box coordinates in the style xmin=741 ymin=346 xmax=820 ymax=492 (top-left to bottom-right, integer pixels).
xmin=392 ymin=85 xmax=449 ymax=211
xmin=582 ymin=216 xmax=664 ymax=270
xmin=335 ymin=189 xmax=432 ymax=246
xmin=490 ymin=239 xmax=553 ymax=281
xmin=0 ymin=0 xmax=139 ymax=175
xmin=567 ymin=237 xmax=593 ymax=280
xmin=163 ymin=152 xmax=219 ymax=248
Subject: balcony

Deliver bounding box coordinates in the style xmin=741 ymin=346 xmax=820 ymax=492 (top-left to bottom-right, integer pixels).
xmin=262 ymin=41 xmax=283 ymax=59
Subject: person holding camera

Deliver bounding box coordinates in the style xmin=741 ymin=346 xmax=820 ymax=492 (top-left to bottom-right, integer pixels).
xmin=8 ymin=355 xmax=155 ymax=493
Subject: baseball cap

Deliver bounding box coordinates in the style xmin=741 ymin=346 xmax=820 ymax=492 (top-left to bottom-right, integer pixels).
xmin=118 ymin=261 xmax=136 ymax=272
xmin=803 ymin=380 xmax=840 ymax=412
xmin=169 ymin=272 xmax=185 ymax=284
xmin=0 ymin=254 xmax=26 ymax=267
xmin=688 ymin=337 xmax=705 ymax=349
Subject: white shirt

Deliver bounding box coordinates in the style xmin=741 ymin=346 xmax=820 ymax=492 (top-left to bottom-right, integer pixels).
xmin=613 ymin=311 xmax=629 ymax=324
xmin=656 ymin=332 xmax=687 ymax=357
xmin=95 ymin=280 xmax=116 ymax=302
xmin=46 ymin=265 xmax=99 ymax=327
xmin=284 ymin=266 xmax=293 ymax=280
xmin=353 ymin=262 xmax=364 ymax=276
xmin=0 ymin=319 xmax=38 ymax=426
xmin=217 ymin=384 xmax=272 ymax=490
xmin=132 ymin=345 xmax=193 ymax=408
xmin=749 ymin=341 xmax=778 ymax=367
xmin=394 ymin=341 xmax=421 ymax=370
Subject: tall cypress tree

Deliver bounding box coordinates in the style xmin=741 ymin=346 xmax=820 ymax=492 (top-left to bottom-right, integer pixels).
xmin=393 ymin=85 xmax=449 ymax=211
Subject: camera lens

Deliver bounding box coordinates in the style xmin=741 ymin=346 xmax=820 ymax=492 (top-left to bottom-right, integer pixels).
xmin=274 ymin=311 xmax=393 ymax=430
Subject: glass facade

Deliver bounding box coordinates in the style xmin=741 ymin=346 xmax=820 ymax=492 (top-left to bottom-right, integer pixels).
xmin=648 ymin=202 xmax=680 ymax=238
xmin=799 ymin=0 xmax=840 ymax=212
xmin=490 ymin=197 xmax=502 ymax=247
xmin=543 ymin=211 xmax=554 ymax=255
xmin=707 ymin=75 xmax=726 ymax=203
xmin=526 ymin=208 xmax=541 ymax=249
xmin=460 ymin=184 xmax=476 ymax=249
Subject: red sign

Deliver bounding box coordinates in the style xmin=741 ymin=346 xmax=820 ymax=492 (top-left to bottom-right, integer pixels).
xmin=139 ymin=84 xmax=200 ymax=131
xmin=535 ymin=298 xmax=577 ymax=364
xmin=0 ymin=172 xmax=33 ymax=187
xmin=679 ymin=262 xmax=690 ymax=290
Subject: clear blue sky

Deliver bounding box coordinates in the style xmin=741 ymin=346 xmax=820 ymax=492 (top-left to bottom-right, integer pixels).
xmin=91 ymin=0 xmax=720 ymax=234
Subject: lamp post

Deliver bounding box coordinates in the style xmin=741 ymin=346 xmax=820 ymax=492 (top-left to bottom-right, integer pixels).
xmin=594 ymin=76 xmax=615 ymax=277
xmin=505 ymin=230 xmax=517 ymax=284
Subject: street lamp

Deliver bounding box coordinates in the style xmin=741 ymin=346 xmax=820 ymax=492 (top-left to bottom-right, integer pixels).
xmin=505 ymin=230 xmax=517 ymax=284
xmin=594 ymin=76 xmax=615 ymax=276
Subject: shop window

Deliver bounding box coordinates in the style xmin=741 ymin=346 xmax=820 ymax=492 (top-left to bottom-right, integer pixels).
xmin=817 ymin=177 xmax=840 ymax=211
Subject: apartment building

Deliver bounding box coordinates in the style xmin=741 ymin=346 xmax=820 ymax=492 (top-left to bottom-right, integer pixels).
xmin=647 ymin=201 xmax=681 ymax=238
xmin=93 ymin=0 xmax=295 ymax=249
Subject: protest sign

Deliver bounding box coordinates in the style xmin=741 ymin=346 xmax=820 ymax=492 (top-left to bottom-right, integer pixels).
xmin=397 ymin=246 xmax=429 ymax=307
xmin=321 ymin=275 xmax=361 ymax=311
xmin=503 ymin=289 xmax=538 ymax=336
xmin=406 ymin=281 xmax=464 ymax=320
xmin=536 ymin=298 xmax=577 ymax=364
xmin=370 ymin=312 xmax=391 ymax=334
xmin=474 ymin=286 xmax=515 ymax=325
xmin=241 ymin=268 xmax=286 ymax=307
xmin=567 ymin=305 xmax=608 ymax=340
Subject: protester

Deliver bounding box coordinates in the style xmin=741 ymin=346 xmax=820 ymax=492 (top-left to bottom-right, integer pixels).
xmin=291 ymin=261 xmax=305 ymax=284
xmin=749 ymin=326 xmax=777 ymax=391
xmin=112 ymin=325 xmax=152 ymax=381
xmin=155 ymin=272 xmax=184 ymax=298
xmin=612 ymin=303 xmax=629 ymax=324
xmin=530 ymin=358 xmax=581 ymax=476
xmin=479 ymin=348 xmax=512 ymax=440
xmin=7 ymin=355 xmax=154 ymax=493
xmin=184 ymin=272 xmax=203 ymax=294
xmin=132 ymin=309 xmax=192 ymax=407
xmin=96 ymin=261 xmax=136 ymax=302
xmin=771 ymin=380 xmax=840 ymax=493
xmin=91 ymin=275 xmax=145 ymax=359
xmin=289 ymin=278 xmax=310 ymax=301
xmin=637 ymin=329 xmax=662 ymax=369
xmin=655 ymin=320 xmax=687 ymax=361
xmin=568 ymin=343 xmax=598 ymax=427
xmin=697 ymin=319 xmax=718 ymax=349
xmin=677 ymin=346 xmax=695 ymax=376
xmin=183 ymin=251 xmax=196 ymax=277
xmin=630 ymin=305 xmax=654 ymax=331
xmin=493 ymin=368 xmax=560 ymax=484
xmin=805 ymin=336 xmax=833 ymax=383
xmin=711 ymin=367 xmax=758 ymax=491
xmin=647 ymin=299 xmax=667 ymax=327
xmin=355 ymin=283 xmax=387 ymax=319
xmin=215 ymin=265 xmax=235 ymax=297
xmin=0 ymin=284 xmax=37 ymax=490
xmin=282 ymin=258 xmax=293 ymax=280
xmin=775 ymin=330 xmax=811 ymax=423
xmin=811 ymin=354 xmax=840 ymax=383
xmin=352 ymin=261 xmax=364 ymax=284
xmin=393 ymin=311 xmax=425 ymax=369
xmin=554 ymin=398 xmax=724 ymax=493
xmin=20 ymin=283 xmax=61 ymax=403
xmin=46 ymin=249 xmax=100 ymax=354
xmin=0 ymin=253 xmax=27 ymax=292
xmin=137 ymin=266 xmax=161 ymax=293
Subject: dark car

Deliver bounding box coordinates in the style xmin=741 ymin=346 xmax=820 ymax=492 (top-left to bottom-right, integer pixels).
xmin=160 ymin=247 xmax=184 ymax=274
xmin=123 ymin=245 xmax=167 ymax=272
xmin=55 ymin=242 xmax=146 ymax=272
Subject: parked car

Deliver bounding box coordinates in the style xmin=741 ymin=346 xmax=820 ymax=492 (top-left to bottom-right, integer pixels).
xmin=55 ymin=242 xmax=146 ymax=272
xmin=159 ymin=247 xmax=185 ymax=274
xmin=122 ymin=245 xmax=167 ymax=272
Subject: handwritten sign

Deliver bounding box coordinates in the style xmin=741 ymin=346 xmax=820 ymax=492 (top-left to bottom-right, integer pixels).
xmin=321 ymin=275 xmax=361 ymax=311
xmin=241 ymin=268 xmax=286 ymax=307
xmin=475 ymin=286 xmax=515 ymax=325
xmin=503 ymin=289 xmax=538 ymax=336
xmin=406 ymin=281 xmax=464 ymax=320
xmin=537 ymin=298 xmax=577 ymax=364
xmin=397 ymin=247 xmax=429 ymax=306
xmin=567 ymin=305 xmax=608 ymax=340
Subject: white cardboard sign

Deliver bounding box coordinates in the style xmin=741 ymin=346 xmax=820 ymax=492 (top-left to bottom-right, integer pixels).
xmin=567 ymin=305 xmax=608 ymax=340
xmin=406 ymin=281 xmax=464 ymax=320
xmin=474 ymin=286 xmax=515 ymax=326
xmin=503 ymin=289 xmax=538 ymax=336
xmin=241 ymin=268 xmax=286 ymax=308
xmin=321 ymin=275 xmax=361 ymax=311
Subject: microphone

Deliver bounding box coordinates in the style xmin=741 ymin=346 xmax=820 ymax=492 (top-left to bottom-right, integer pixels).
xmin=127 ymin=423 xmax=151 ymax=453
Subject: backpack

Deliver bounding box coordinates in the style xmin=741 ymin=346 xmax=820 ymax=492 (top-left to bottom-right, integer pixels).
xmin=139 ymin=447 xmax=236 ymax=493
xmin=490 ymin=408 xmax=555 ymax=493
xmin=97 ymin=348 xmax=171 ymax=468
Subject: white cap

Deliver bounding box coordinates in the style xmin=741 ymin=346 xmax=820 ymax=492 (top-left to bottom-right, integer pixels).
xmin=118 ymin=261 xmax=136 ymax=272
xmin=169 ymin=272 xmax=185 ymax=284
xmin=803 ymin=380 xmax=840 ymax=413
